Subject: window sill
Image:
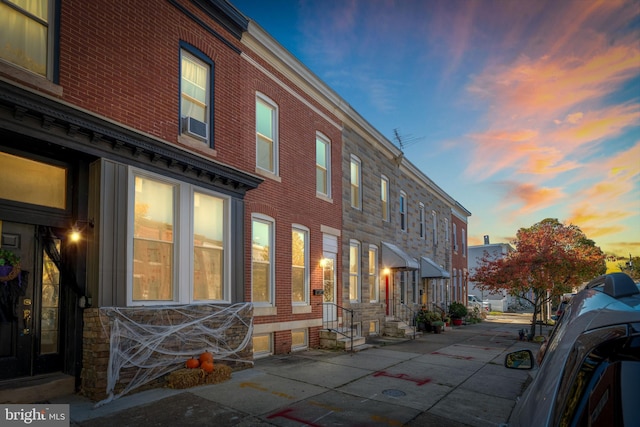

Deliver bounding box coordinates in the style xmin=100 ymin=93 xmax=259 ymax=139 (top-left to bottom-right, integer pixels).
xmin=316 ymin=193 xmax=333 ymax=203
xmin=255 ymin=168 xmax=281 ymax=182
xmin=292 ymin=305 xmax=312 ymax=314
xmin=177 ymin=134 xmax=217 ymax=157
xmin=254 ymin=306 xmax=277 ymax=316
xmin=0 ymin=61 xmax=63 ymax=97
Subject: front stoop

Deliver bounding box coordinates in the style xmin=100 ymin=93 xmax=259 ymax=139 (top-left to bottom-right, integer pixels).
xmin=319 ymin=329 xmax=366 ymax=351
xmin=0 ymin=373 xmax=75 ymax=403
xmin=383 ymin=320 xmax=420 ymax=339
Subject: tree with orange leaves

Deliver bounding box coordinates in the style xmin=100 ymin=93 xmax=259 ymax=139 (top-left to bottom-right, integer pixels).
xmin=469 ymin=218 xmax=606 ymax=339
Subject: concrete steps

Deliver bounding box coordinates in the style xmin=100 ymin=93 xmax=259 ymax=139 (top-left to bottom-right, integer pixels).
xmin=319 ymin=329 xmax=366 ymax=351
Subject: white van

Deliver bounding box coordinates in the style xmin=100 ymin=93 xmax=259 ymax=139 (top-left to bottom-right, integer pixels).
xmin=468 ymin=295 xmax=490 ymax=311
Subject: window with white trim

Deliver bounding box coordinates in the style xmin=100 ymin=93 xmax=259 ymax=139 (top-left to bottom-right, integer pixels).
xmin=419 ymin=203 xmax=425 ymax=238
xmin=1 ymin=0 xmax=55 ymax=78
xmin=291 ymin=329 xmax=308 ymax=351
xmin=462 ymin=228 xmax=466 ymax=257
xmin=252 ymin=215 xmax=274 ymax=305
xmin=180 ymin=46 xmax=212 ymax=143
xmin=453 ymin=223 xmax=458 ymax=252
xmin=350 ymin=155 xmax=362 ymax=209
xmin=349 ymin=240 xmax=361 ymax=301
xmin=256 ymin=94 xmax=278 ymax=174
xmin=445 ymin=218 xmax=449 ymax=243
xmin=368 ymin=245 xmax=379 ymax=302
xmin=252 ymin=333 xmax=272 ymax=358
xmin=432 ymin=210 xmax=438 ymax=246
xmin=291 ymin=225 xmax=309 ymax=305
xmin=381 ymin=175 xmax=389 ymax=221
xmin=316 ymin=133 xmax=331 ymax=197
xmin=130 ymin=170 xmax=229 ymax=305
xmin=400 ymin=191 xmax=407 ymax=231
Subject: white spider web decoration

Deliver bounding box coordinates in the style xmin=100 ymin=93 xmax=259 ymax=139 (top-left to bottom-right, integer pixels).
xmin=95 ymin=302 xmax=253 ymax=407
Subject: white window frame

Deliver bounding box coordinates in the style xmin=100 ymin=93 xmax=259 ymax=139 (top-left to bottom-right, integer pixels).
xmin=316 ymin=132 xmax=331 ymax=198
xmin=400 ymin=191 xmax=407 ymax=232
xmin=252 ymin=214 xmax=275 ymax=307
xmin=453 ymin=223 xmax=458 ymax=252
xmin=445 ymin=218 xmax=450 ymax=243
xmin=419 ymin=203 xmax=425 ymax=238
xmin=252 ymin=333 xmax=273 ymax=359
xmin=350 ymin=155 xmax=362 ymax=210
xmin=127 ymin=168 xmax=231 ymax=306
xmin=291 ymin=225 xmax=310 ymax=305
xmin=256 ymin=93 xmax=279 ymax=175
xmin=462 ymin=228 xmax=467 ymax=257
xmin=180 ymin=47 xmax=211 ymax=143
xmin=349 ymin=240 xmax=361 ymax=302
xmin=432 ymin=210 xmax=438 ymax=246
xmin=368 ymin=245 xmax=379 ymax=303
xmin=381 ymin=175 xmax=389 ymax=221
xmin=291 ymin=329 xmax=308 ymax=351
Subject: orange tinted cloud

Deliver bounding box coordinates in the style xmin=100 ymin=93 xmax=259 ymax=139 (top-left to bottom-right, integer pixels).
xmin=497 ymin=181 xmax=565 ymax=216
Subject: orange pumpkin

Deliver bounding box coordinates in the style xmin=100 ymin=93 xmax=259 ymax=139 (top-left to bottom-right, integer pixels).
xmin=199 ymin=351 xmax=214 ymax=364
xmin=201 ymin=360 xmax=214 ymax=373
xmin=185 ymin=357 xmax=200 ymax=369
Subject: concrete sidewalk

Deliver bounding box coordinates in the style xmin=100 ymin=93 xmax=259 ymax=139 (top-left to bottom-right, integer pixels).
xmin=58 ymin=313 xmax=543 ymax=427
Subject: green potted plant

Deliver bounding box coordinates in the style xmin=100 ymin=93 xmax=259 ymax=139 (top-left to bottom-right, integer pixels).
xmin=449 ymin=302 xmax=468 ymax=326
xmin=415 ymin=308 xmax=429 ymax=331
xmin=431 ymin=319 xmax=444 ymax=333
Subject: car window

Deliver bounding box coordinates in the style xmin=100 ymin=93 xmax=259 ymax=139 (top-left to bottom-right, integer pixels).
xmin=557 ymin=332 xmax=639 ymax=427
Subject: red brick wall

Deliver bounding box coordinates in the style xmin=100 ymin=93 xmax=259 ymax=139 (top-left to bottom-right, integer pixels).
xmin=452 ymin=215 xmax=468 ymax=302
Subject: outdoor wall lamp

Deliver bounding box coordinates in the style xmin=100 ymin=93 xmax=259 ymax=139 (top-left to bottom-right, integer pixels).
xmin=383 ymin=268 xmax=391 ymax=275
xmin=319 ymin=257 xmax=330 ymax=268
xmin=70 ymin=219 xmax=94 ymax=242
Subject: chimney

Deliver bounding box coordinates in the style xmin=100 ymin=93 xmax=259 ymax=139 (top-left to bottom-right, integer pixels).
xmin=483 ymin=235 xmax=490 ymax=245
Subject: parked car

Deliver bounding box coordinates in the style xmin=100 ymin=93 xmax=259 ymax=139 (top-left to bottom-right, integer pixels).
xmin=504 ymin=272 xmax=640 ymax=426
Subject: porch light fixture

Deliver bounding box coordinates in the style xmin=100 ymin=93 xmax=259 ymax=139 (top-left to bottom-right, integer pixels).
xmin=319 ymin=257 xmax=330 ymax=268
xmin=383 ymin=268 xmax=391 ymax=275
xmin=69 ymin=219 xmax=94 ymax=242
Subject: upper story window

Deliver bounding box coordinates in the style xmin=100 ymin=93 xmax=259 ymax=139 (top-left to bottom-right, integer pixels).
xmin=453 ymin=223 xmax=458 ymax=252
xmin=350 ymin=155 xmax=362 ymax=209
xmin=381 ymin=175 xmax=389 ymax=221
xmin=462 ymin=228 xmax=466 ymax=257
xmin=399 ymin=191 xmax=407 ymax=232
xmin=445 ymin=218 xmax=450 ymax=243
xmin=432 ymin=210 xmax=438 ymax=246
xmin=180 ymin=46 xmax=212 ymax=144
xmin=419 ymin=203 xmax=425 ymax=238
xmin=129 ymin=170 xmax=230 ymax=305
xmin=252 ymin=214 xmax=275 ymax=305
xmin=368 ymin=245 xmax=379 ymax=303
xmin=291 ymin=226 xmax=309 ymax=305
xmin=0 ymin=0 xmax=55 ymax=78
xmin=316 ymin=133 xmax=331 ymax=198
xmin=349 ymin=240 xmax=361 ymax=302
xmin=256 ymin=94 xmax=278 ymax=175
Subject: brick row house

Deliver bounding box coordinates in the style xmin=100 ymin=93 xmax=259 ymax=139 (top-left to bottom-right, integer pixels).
xmin=0 ymin=0 xmax=468 ymax=402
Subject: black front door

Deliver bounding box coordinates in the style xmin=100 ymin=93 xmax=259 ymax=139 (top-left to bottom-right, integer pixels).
xmin=0 ymin=221 xmax=64 ymax=380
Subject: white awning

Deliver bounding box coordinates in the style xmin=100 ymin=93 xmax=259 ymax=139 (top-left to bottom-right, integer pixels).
xmin=420 ymin=257 xmax=450 ymax=279
xmin=381 ymin=242 xmax=419 ymax=270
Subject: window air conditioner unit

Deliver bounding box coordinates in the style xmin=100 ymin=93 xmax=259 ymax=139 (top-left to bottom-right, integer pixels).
xmin=182 ymin=116 xmax=208 ymax=140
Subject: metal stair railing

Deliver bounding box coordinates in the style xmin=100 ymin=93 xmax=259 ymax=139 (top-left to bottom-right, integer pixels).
xmin=398 ymin=303 xmax=417 ymax=339
xmin=321 ymin=302 xmax=355 ymax=352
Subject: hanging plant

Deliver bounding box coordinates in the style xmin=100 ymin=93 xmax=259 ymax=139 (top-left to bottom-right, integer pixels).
xmin=0 ymin=249 xmax=21 ymax=282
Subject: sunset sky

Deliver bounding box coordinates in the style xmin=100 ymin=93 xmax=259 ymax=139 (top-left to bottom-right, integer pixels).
xmin=232 ymin=0 xmax=640 ymax=257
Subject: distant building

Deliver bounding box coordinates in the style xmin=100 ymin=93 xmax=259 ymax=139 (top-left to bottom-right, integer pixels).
xmin=468 ymin=238 xmax=514 ymax=311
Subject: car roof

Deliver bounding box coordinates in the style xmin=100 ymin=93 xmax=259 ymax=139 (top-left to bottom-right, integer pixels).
xmin=509 ymin=273 xmax=640 ymax=426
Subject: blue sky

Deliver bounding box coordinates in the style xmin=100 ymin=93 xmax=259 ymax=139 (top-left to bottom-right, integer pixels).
xmin=231 ymin=0 xmax=640 ymax=256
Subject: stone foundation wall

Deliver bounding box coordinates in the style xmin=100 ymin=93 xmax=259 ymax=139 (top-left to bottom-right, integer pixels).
xmin=81 ymin=304 xmax=254 ymax=401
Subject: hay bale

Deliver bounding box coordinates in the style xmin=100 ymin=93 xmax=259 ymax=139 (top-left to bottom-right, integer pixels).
xmin=166 ymin=364 xmax=232 ymax=389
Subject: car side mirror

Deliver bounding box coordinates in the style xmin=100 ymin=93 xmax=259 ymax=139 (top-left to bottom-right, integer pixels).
xmin=505 ymin=349 xmax=534 ymax=370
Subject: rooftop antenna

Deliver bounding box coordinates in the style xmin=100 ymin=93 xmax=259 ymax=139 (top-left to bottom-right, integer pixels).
xmin=393 ymin=128 xmax=424 ymax=151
